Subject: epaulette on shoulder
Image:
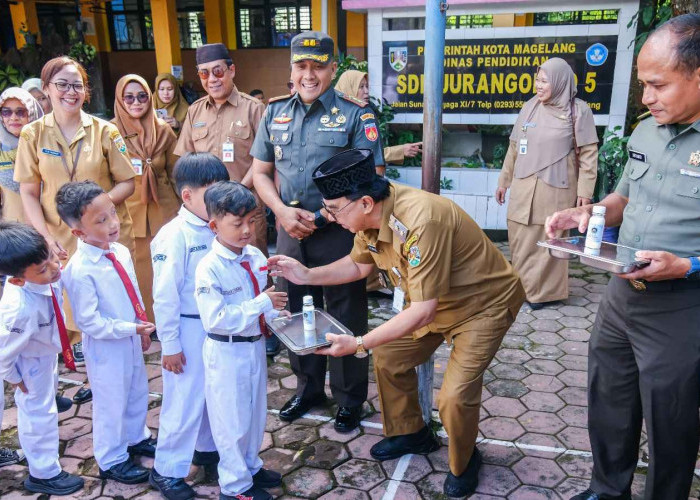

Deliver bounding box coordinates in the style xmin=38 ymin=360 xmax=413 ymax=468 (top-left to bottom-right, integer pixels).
xmin=268 ymin=94 xmax=293 ymax=103
xmin=190 ymin=95 xmax=209 ymax=108
xmin=337 ymin=91 xmax=367 ymax=108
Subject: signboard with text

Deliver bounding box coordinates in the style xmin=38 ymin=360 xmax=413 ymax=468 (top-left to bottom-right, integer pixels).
xmin=382 ymin=36 xmax=617 ymax=114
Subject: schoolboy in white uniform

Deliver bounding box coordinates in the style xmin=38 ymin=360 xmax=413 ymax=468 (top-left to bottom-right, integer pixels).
xmin=150 ymin=153 xmax=230 ymax=500
xmin=195 ymin=181 xmax=287 ymax=500
xmin=58 ymin=181 xmax=156 ymax=485
xmin=0 ymin=222 xmax=83 ymax=495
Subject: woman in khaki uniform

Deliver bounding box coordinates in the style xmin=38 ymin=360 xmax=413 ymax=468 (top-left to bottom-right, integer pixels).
xmin=0 ymin=88 xmax=44 ymax=222
xmin=14 ymin=56 xmax=135 ymax=374
xmin=495 ymin=57 xmax=598 ymax=309
xmin=153 ymin=73 xmax=189 ymax=136
xmin=113 ymin=74 xmax=179 ymax=322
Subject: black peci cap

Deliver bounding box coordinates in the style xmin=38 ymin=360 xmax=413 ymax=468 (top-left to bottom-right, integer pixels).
xmin=196 ymin=43 xmax=230 ymax=65
xmin=312 ymin=149 xmax=377 ymax=200
xmin=290 ymin=32 xmax=334 ymax=65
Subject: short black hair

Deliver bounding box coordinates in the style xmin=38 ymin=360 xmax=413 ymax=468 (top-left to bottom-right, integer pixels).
xmin=250 ymin=89 xmax=264 ymax=98
xmin=174 ymin=153 xmax=230 ymax=194
xmin=204 ymin=181 xmax=257 ymax=219
xmin=347 ymin=177 xmax=392 ymax=203
xmin=55 ymin=180 xmax=105 ymax=227
xmin=0 ymin=222 xmax=50 ymax=277
xmin=653 ymin=14 xmax=700 ymax=75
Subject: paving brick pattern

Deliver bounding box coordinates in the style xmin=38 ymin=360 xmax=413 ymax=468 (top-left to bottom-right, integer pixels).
xmin=2 ymin=243 xmax=700 ymax=499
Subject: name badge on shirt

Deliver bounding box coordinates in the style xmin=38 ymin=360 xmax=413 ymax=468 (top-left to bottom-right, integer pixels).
xmin=222 ymin=141 xmax=234 ymax=162
xmin=41 ymin=148 xmax=62 ymax=157
xmin=193 ymin=122 xmax=207 ymax=128
xmin=629 ymin=150 xmax=647 ymax=162
xmin=519 ymin=138 xmax=528 ymax=155
xmin=392 ymin=287 xmax=405 ymax=313
xmin=131 ymin=158 xmax=143 ymax=175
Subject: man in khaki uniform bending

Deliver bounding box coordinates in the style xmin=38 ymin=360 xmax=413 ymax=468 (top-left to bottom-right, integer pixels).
xmin=270 ymin=148 xmax=525 ymax=499
xmin=175 ymin=43 xmax=267 ymax=254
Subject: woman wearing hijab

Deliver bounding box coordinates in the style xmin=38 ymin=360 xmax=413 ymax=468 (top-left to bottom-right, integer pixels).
xmin=21 ymin=78 xmax=52 ymax=115
xmin=335 ymin=70 xmax=422 ymax=167
xmin=113 ymin=74 xmax=179 ymax=322
xmin=495 ymin=57 xmax=598 ymax=309
xmin=0 ymin=88 xmax=43 ymax=222
xmin=153 ymin=73 xmax=189 ymax=136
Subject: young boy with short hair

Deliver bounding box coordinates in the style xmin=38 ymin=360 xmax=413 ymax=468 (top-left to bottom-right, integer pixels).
xmin=149 ymin=153 xmax=230 ymax=500
xmin=57 ymin=181 xmax=156 ymax=485
xmin=0 ymin=221 xmax=84 ymax=495
xmin=195 ymin=181 xmax=288 ymax=500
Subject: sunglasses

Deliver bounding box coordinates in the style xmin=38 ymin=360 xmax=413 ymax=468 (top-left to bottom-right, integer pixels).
xmin=0 ymin=107 xmax=28 ymax=119
xmin=197 ymin=65 xmax=228 ymax=80
xmin=50 ymin=81 xmax=85 ymax=93
xmin=123 ymin=92 xmax=150 ymax=105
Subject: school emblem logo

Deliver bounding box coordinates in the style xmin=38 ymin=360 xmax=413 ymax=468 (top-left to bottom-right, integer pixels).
xmin=408 ymin=245 xmax=421 ymax=267
xmin=389 ymin=46 xmax=408 ymax=72
xmin=364 ymin=123 xmax=378 ymax=142
xmin=586 ymin=43 xmax=608 ymax=66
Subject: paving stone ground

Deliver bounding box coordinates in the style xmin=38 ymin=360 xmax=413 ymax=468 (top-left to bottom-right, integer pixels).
xmin=2 ymin=242 xmax=700 ymax=499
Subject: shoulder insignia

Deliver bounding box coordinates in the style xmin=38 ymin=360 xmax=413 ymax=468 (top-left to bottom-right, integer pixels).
xmin=360 ymin=112 xmax=376 ymax=121
xmin=20 ymin=128 xmax=32 ymax=142
xmin=337 ymin=91 xmax=367 ymax=108
xmin=269 ymin=94 xmax=294 ymax=103
xmin=388 ymin=214 xmax=408 ymax=243
xmin=403 ymin=234 xmax=419 ymax=254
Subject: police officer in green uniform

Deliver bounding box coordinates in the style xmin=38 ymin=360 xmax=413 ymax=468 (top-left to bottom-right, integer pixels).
xmin=251 ymin=31 xmax=384 ymax=432
xmin=547 ymin=14 xmax=700 ymax=500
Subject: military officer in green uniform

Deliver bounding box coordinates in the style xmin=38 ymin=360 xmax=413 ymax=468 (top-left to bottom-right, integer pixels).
xmin=547 ymin=14 xmax=700 ymax=500
xmin=251 ymin=31 xmax=384 ymax=432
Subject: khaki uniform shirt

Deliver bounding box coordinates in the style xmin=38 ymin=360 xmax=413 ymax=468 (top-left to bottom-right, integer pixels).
xmin=350 ymin=183 xmax=525 ymax=340
xmin=250 ymin=88 xmax=385 ymax=212
xmin=0 ymin=149 xmax=23 ymax=223
xmin=615 ymin=118 xmax=700 ymax=257
xmin=384 ymin=145 xmax=405 ymax=165
xmin=174 ymin=86 xmax=264 ymax=182
xmin=123 ymin=124 xmax=180 ymax=238
xmin=14 ymin=111 xmax=135 ymax=256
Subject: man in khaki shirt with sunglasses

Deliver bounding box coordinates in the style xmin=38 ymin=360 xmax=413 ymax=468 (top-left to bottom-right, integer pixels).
xmin=175 ymin=43 xmax=266 ymax=253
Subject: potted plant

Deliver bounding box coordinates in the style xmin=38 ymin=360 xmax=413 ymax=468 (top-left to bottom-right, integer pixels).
xmin=595 ymin=126 xmax=629 ymax=242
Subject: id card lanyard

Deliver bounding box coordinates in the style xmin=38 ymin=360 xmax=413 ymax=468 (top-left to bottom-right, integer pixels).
xmin=519 ymin=101 xmax=540 ymax=156
xmin=391 ymin=267 xmax=405 ymax=313
xmin=60 ymin=139 xmax=84 ymax=181
xmin=223 ymin=122 xmax=234 ymax=162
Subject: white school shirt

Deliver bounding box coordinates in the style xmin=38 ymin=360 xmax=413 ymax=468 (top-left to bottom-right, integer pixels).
xmin=62 ymin=240 xmax=141 ymax=340
xmin=0 ymin=280 xmax=63 ymax=384
xmin=194 ymin=239 xmax=278 ymax=337
xmin=151 ymin=206 xmax=215 ymax=356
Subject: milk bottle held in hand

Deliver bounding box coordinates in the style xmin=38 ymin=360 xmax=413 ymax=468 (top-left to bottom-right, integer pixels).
xmin=302 ymin=295 xmax=316 ymax=343
xmin=585 ymin=206 xmax=606 ymax=250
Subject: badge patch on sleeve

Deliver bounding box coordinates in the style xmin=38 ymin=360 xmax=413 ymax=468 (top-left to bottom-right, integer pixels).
xmin=408 ymin=245 xmax=421 ymax=267
xmin=364 ymin=123 xmax=378 ymax=142
xmin=360 ymin=113 xmax=375 ymax=121
xmin=112 ymin=133 xmax=128 ymax=154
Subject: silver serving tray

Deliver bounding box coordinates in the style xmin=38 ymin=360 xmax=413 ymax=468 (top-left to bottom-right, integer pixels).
xmin=267 ymin=309 xmax=353 ymax=356
xmin=537 ymin=236 xmax=650 ymax=274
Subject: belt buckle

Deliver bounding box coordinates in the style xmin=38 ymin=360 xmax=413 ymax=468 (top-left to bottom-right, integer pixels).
xmin=629 ymin=279 xmax=647 ymax=291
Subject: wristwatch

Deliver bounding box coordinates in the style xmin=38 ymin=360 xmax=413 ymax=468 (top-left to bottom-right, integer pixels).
xmin=314 ymin=209 xmax=328 ymax=229
xmin=686 ymin=256 xmax=700 ymax=280
xmin=354 ymin=336 xmax=368 ymax=358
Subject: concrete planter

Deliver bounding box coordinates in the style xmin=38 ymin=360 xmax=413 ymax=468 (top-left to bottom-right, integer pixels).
xmin=388 ymin=166 xmax=508 ymax=230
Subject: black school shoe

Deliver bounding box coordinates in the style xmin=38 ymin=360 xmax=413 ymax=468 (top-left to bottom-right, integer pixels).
xmin=149 ymin=468 xmax=196 ymax=500
xmin=0 ymin=447 xmax=25 ymax=467
xmin=99 ymin=458 xmax=150 ymax=484
xmin=128 ymin=436 xmax=157 ymax=458
xmin=220 ymin=485 xmax=272 ymax=500
xmin=444 ymin=448 xmax=482 ymax=498
xmin=370 ymin=425 xmax=440 ymax=461
xmin=252 ymin=468 xmax=281 ymax=488
xmin=279 ymin=394 xmax=327 ymax=422
xmin=24 ymin=470 xmax=84 ymax=495
xmin=56 ymin=394 xmax=73 ymax=413
xmin=72 ymin=387 xmax=92 ymax=404
xmin=334 ymin=406 xmax=362 ymax=433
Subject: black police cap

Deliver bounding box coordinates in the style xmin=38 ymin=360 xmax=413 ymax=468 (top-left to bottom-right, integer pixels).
xmin=312 ymin=149 xmax=377 ymax=200
xmin=290 ymin=32 xmax=334 ymax=65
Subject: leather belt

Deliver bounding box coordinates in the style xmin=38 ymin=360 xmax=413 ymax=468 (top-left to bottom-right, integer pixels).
xmin=207 ymin=333 xmax=262 ymax=343
xmin=180 ymin=314 xmax=200 ymax=319
xmin=628 ymin=279 xmax=700 ymax=292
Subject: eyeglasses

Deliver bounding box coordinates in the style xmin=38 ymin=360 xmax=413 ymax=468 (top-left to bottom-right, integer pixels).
xmin=197 ymin=66 xmax=228 ymax=80
xmin=123 ymin=92 xmax=150 ymax=105
xmin=0 ymin=107 xmax=28 ymax=119
xmin=321 ymin=199 xmax=356 ymax=220
xmin=50 ymin=81 xmax=85 ymax=93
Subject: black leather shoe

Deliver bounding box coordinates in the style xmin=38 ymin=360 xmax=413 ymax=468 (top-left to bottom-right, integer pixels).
xmin=334 ymin=406 xmax=362 ymax=433
xmin=528 ymin=302 xmax=545 ymax=310
xmin=56 ymin=395 xmax=73 ymax=414
xmin=279 ymin=394 xmax=327 ymax=422
xmin=128 ymin=437 xmax=157 ymax=458
xmin=266 ymin=336 xmax=281 ymax=357
xmin=220 ymin=485 xmax=272 ymax=500
xmin=252 ymin=468 xmax=281 ymax=488
xmin=72 ymin=387 xmax=92 ymax=404
xmin=99 ymin=458 xmax=150 ymax=484
xmin=569 ymin=490 xmax=631 ymax=500
xmin=444 ymin=448 xmax=481 ymax=498
xmin=149 ymin=469 xmax=195 ymax=500
xmin=370 ymin=425 xmax=440 ymax=461
xmin=24 ymin=470 xmax=84 ymax=495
